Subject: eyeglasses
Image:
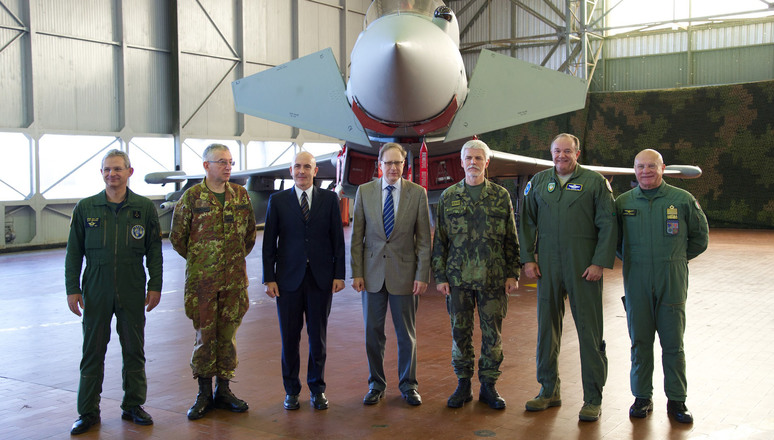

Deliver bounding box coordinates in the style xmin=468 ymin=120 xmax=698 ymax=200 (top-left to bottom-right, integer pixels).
xmin=381 ymin=160 xmax=404 ymax=167
xmin=207 ymin=160 xmax=235 ymax=167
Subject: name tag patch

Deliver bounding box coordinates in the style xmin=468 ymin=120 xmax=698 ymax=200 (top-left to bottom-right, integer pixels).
xmin=451 ymin=200 xmax=461 ymax=207
xmin=86 ymin=217 xmax=100 ymax=228
xmin=622 ymin=209 xmax=638 ymax=216
xmin=566 ymin=183 xmax=583 ymax=191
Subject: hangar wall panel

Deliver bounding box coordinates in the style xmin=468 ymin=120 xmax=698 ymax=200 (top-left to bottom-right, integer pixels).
xmin=35 ymin=37 xmax=119 ymax=131
xmin=125 ymin=49 xmax=173 ymax=134
xmin=242 ymin=0 xmax=293 ymax=67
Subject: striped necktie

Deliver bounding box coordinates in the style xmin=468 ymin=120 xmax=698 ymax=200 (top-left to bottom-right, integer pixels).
xmin=301 ymin=191 xmax=310 ymax=222
xmin=383 ymin=185 xmax=395 ymax=238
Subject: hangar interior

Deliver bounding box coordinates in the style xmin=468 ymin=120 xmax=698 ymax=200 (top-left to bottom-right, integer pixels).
xmin=1 ymin=1 xmax=774 ymax=439
xmin=1 ymin=0 xmax=773 ymax=249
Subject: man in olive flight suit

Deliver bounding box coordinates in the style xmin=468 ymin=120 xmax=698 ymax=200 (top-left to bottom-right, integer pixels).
xmin=432 ymin=139 xmax=520 ymax=410
xmin=65 ymin=149 xmax=162 ymax=435
xmin=170 ymin=143 xmax=257 ymax=420
xmin=616 ymin=149 xmax=708 ymax=423
xmin=518 ymin=133 xmax=617 ymax=422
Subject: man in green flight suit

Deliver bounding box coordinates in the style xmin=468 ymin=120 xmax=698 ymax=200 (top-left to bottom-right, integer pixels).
xmin=65 ymin=149 xmax=162 ymax=435
xmin=432 ymin=139 xmax=520 ymax=410
xmin=616 ymin=149 xmax=708 ymax=423
xmin=518 ymin=133 xmax=617 ymax=422
xmin=170 ymin=144 xmax=257 ymax=420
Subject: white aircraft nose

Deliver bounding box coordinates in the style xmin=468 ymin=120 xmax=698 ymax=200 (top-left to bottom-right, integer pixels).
xmin=347 ymin=13 xmax=467 ymax=125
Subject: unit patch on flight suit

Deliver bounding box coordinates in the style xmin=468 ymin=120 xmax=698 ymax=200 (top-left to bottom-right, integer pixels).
xmin=666 ymin=205 xmax=679 ymax=235
xmin=547 ymin=182 xmax=555 ymax=193
xmin=86 ymin=217 xmax=100 ymax=228
xmin=566 ymin=183 xmax=583 ymax=191
xmin=131 ymin=224 xmax=145 ymax=239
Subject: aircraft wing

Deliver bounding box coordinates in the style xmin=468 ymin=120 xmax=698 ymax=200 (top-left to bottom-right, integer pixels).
xmin=446 ymin=49 xmax=588 ymax=142
xmin=144 ymin=152 xmax=339 ymax=190
xmin=232 ymin=48 xmax=371 ymax=146
xmin=487 ymin=150 xmax=702 ymax=180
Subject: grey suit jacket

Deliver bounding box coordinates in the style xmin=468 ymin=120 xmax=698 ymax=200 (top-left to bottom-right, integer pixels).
xmin=350 ymin=177 xmax=432 ymax=295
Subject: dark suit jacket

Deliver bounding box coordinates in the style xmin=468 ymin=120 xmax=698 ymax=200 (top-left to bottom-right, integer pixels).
xmin=350 ymin=178 xmax=432 ymax=295
xmin=262 ymin=186 xmax=345 ymax=292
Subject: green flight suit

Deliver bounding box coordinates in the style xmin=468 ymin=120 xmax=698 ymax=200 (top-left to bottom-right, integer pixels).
xmin=432 ymin=179 xmax=520 ymax=383
xmin=170 ymin=180 xmax=256 ymax=379
xmin=616 ymin=182 xmax=708 ymax=401
xmin=518 ymin=165 xmax=617 ymax=405
xmin=65 ymin=189 xmax=163 ymax=417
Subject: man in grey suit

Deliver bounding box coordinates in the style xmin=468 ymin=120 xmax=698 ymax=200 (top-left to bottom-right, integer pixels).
xmin=351 ymin=142 xmax=432 ymax=406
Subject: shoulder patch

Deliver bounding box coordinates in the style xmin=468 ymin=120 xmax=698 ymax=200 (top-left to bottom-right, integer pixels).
xmin=524 ymin=181 xmax=532 ymax=196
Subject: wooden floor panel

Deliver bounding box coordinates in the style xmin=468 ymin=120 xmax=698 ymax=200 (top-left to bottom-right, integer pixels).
xmin=0 ymin=228 xmax=772 ymax=439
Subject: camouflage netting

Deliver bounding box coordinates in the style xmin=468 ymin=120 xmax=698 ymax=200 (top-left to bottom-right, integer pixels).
xmin=483 ymin=79 xmax=774 ymax=229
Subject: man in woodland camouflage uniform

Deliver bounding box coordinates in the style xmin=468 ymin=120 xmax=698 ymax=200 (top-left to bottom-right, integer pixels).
xmin=432 ymin=139 xmax=520 ymax=410
xmin=170 ymin=143 xmax=256 ymax=420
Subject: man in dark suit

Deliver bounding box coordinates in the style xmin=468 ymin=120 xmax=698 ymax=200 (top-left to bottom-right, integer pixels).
xmin=351 ymin=143 xmax=432 ymax=406
xmin=262 ymin=151 xmax=346 ymax=411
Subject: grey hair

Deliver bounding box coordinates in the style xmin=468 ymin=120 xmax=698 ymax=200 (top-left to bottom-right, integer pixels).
xmin=102 ymin=149 xmax=131 ymax=169
xmin=202 ymin=143 xmax=231 ymax=161
xmin=460 ymin=139 xmax=492 ymax=161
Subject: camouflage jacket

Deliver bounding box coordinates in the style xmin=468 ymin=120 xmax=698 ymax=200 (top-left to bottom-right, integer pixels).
xmin=432 ymin=179 xmax=520 ymax=290
xmin=170 ymin=180 xmax=256 ymax=296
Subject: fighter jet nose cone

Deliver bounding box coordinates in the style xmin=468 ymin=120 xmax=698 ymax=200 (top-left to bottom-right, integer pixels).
xmin=348 ymin=13 xmax=467 ymax=124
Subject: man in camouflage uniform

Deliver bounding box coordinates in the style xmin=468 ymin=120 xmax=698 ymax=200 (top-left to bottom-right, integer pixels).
xmin=170 ymin=143 xmax=256 ymax=420
xmin=616 ymin=149 xmax=708 ymax=423
xmin=65 ymin=149 xmax=162 ymax=435
xmin=432 ymin=139 xmax=520 ymax=410
xmin=519 ymin=133 xmax=617 ymax=422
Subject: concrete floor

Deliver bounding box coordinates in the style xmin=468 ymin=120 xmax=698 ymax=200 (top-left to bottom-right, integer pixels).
xmin=0 ymin=228 xmax=772 ymax=439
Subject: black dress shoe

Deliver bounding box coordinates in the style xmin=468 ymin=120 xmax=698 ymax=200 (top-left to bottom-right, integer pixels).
xmin=402 ymin=389 xmax=422 ymax=406
xmin=363 ymin=389 xmax=385 ymax=405
xmin=70 ymin=414 xmax=100 ymax=435
xmin=311 ymin=392 xmax=329 ymax=410
xmin=479 ymin=383 xmax=506 ymax=410
xmin=667 ymin=400 xmax=693 ymax=424
xmin=284 ymin=394 xmax=300 ymax=410
xmin=629 ymin=398 xmax=653 ymax=418
xmin=121 ymin=406 xmax=153 ymax=425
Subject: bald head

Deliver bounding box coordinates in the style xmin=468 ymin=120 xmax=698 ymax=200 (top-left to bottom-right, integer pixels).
xmin=634 ymin=149 xmax=666 ymax=190
xmin=291 ymin=151 xmax=318 ymax=190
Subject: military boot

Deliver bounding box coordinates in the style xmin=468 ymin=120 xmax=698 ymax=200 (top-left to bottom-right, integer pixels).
xmin=213 ymin=377 xmax=249 ymax=412
xmin=479 ymin=382 xmax=506 ymax=410
xmin=447 ymin=378 xmax=473 ymax=408
xmin=187 ymin=377 xmax=214 ymax=420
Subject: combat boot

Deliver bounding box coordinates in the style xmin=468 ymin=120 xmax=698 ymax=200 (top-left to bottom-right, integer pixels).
xmin=213 ymin=377 xmax=249 ymax=412
xmin=447 ymin=378 xmax=473 ymax=408
xmin=479 ymin=382 xmax=506 ymax=409
xmin=187 ymin=377 xmax=214 ymax=420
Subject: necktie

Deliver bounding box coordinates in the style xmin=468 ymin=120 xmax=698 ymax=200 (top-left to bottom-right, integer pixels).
xmin=383 ymin=185 xmax=395 ymax=238
xmin=301 ymin=191 xmax=310 ymax=222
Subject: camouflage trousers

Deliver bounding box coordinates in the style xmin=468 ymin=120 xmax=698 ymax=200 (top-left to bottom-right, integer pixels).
xmin=446 ymin=286 xmax=508 ymax=383
xmin=188 ymin=288 xmax=249 ymax=379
